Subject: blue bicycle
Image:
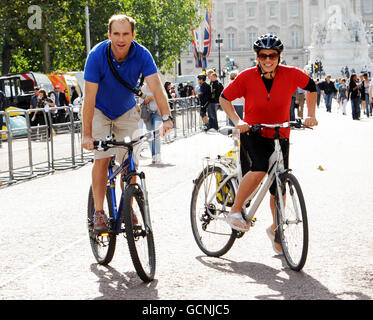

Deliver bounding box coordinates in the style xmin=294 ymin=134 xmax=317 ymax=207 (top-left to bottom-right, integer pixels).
xmin=87 ymin=131 xmax=156 ymax=282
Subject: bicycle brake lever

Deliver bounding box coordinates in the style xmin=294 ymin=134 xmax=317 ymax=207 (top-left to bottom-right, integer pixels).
xmin=95 ymin=140 xmax=105 ymax=151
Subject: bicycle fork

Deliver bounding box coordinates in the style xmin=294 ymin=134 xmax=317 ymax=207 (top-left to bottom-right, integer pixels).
xmin=137 ymin=172 xmax=153 ymax=234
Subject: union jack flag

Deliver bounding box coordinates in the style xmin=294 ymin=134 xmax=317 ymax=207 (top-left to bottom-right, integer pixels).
xmin=192 ymin=1 xmax=212 ymax=69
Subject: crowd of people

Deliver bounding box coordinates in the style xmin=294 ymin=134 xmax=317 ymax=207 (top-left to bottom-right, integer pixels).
xmin=313 ymin=72 xmax=373 ymax=120
xmin=28 ymin=85 xmax=80 ymax=139
xmin=163 ymin=69 xmax=226 ymax=133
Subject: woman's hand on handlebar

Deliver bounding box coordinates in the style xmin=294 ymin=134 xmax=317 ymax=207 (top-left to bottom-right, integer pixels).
xmin=235 ymin=119 xmax=250 ymax=134
xmin=303 ymin=116 xmax=318 ymax=127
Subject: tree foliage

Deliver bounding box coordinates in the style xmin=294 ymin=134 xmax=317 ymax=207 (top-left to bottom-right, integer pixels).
xmin=121 ymin=0 xmax=208 ymax=72
xmin=0 ymin=0 xmax=209 ymax=75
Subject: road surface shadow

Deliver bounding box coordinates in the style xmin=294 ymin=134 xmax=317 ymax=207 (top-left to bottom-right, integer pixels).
xmin=90 ymin=263 xmax=159 ymax=300
xmin=196 ymin=256 xmax=370 ymax=300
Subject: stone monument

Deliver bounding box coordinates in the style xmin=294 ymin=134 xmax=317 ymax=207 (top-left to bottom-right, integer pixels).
xmin=308 ymin=0 xmax=372 ymax=78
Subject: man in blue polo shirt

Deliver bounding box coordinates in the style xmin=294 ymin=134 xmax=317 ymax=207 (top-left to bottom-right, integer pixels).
xmin=82 ymin=14 xmax=173 ymax=232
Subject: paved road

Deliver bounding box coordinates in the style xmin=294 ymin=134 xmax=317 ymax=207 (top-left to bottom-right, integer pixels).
xmin=0 ymin=103 xmax=372 ymax=301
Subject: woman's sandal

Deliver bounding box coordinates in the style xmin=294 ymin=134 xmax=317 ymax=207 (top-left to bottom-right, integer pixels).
xmin=225 ymin=213 xmax=250 ymax=232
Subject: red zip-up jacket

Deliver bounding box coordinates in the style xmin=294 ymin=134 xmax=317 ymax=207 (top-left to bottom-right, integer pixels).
xmin=222 ymin=65 xmax=310 ymax=138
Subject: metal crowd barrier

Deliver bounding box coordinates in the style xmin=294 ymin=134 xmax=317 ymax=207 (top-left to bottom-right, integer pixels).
xmin=168 ymin=96 xmax=202 ymax=140
xmin=0 ymin=98 xmax=227 ymax=187
xmin=0 ymin=105 xmax=93 ymax=187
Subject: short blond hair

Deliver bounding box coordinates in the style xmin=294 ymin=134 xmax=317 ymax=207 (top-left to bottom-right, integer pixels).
xmin=108 ymin=14 xmax=136 ymax=33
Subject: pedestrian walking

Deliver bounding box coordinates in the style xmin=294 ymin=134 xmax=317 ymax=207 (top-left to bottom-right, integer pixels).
xmin=338 ymin=78 xmax=348 ymax=115
xmin=140 ymin=83 xmax=163 ymax=164
xmin=319 ymin=75 xmax=337 ymax=112
xmin=208 ymin=72 xmax=223 ymax=131
xmin=348 ymin=73 xmax=361 ymax=120
xmin=363 ymin=73 xmax=371 ymax=117
xmin=359 ymin=74 xmax=367 ymax=116
xmin=52 ymin=86 xmax=69 ymax=123
xmin=289 ymin=90 xmax=297 ymax=121
xmin=185 ymin=81 xmax=196 ymax=97
xmin=315 ymin=79 xmax=321 ymax=108
xmin=296 ymin=87 xmax=306 ymax=119
xmin=196 ymin=73 xmax=211 ymax=131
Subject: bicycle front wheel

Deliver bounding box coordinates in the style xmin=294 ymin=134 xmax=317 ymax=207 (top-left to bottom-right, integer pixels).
xmin=87 ymin=186 xmax=116 ymax=265
xmin=275 ymin=173 xmax=308 ymax=271
xmin=190 ymin=165 xmax=238 ymax=257
xmin=122 ymin=184 xmax=156 ymax=282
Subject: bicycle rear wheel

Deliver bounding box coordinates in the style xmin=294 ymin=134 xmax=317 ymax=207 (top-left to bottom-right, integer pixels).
xmin=123 ymin=184 xmax=156 ymax=282
xmin=87 ymin=186 xmax=116 ymax=265
xmin=275 ymin=173 xmax=308 ymax=271
xmin=190 ymin=165 xmax=238 ymax=257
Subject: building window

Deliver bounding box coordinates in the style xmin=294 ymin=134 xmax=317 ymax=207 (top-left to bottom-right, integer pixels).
xmin=248 ymin=32 xmax=257 ymax=49
xmin=228 ymin=33 xmax=235 ymax=49
xmin=269 ymin=3 xmax=278 ymax=17
xmin=248 ymin=4 xmax=256 ymax=18
xmin=363 ymin=0 xmax=372 ymax=13
xmin=291 ymin=31 xmax=299 ymax=48
xmin=227 ymin=5 xmax=234 ymax=19
xmin=289 ymin=2 xmax=298 ymax=17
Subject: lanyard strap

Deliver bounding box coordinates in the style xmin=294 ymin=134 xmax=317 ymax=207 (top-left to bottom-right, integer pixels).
xmin=106 ymin=42 xmax=145 ymax=98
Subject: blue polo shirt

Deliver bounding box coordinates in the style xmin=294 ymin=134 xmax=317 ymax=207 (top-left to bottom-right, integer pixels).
xmin=84 ymin=40 xmax=158 ymax=119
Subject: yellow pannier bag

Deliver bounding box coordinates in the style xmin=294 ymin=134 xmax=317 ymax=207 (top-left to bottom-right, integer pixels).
xmin=215 ymin=148 xmax=237 ymax=206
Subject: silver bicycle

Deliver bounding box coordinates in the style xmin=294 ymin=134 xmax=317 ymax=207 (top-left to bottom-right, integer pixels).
xmin=190 ymin=121 xmax=310 ymax=271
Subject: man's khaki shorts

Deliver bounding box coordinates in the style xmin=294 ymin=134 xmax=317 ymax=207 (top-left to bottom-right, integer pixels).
xmin=92 ymin=107 xmax=141 ymax=165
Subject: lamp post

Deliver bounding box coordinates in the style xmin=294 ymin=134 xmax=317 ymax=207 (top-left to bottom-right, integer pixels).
xmin=85 ymin=2 xmax=91 ymax=56
xmin=215 ymin=34 xmax=223 ymax=79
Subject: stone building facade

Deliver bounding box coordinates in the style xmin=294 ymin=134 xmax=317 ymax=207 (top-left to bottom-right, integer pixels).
xmin=179 ymin=0 xmax=373 ymax=77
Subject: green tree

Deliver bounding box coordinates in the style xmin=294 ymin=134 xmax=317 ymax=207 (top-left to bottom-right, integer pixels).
xmin=121 ymin=0 xmax=208 ymax=72
xmin=0 ymin=0 xmax=209 ymax=75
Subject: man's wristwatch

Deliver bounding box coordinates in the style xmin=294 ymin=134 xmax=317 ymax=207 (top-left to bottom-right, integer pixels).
xmin=162 ymin=114 xmax=173 ymax=122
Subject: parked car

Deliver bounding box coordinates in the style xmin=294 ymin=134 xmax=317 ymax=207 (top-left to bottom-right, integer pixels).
xmin=1 ymin=107 xmax=28 ymax=140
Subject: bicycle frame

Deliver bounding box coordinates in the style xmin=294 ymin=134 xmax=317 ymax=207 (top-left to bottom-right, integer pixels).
xmin=203 ymin=127 xmax=288 ymax=223
xmin=243 ymin=138 xmax=286 ymax=222
xmin=105 ymin=144 xmax=152 ymax=235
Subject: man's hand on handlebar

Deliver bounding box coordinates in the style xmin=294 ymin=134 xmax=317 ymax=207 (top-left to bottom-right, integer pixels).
xmin=82 ymin=136 xmax=95 ymax=151
xmin=159 ymin=119 xmax=173 ymax=137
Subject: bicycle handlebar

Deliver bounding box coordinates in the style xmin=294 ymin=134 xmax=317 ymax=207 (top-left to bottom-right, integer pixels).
xmin=218 ymin=120 xmax=312 ymax=137
xmin=93 ymin=129 xmax=159 ymax=151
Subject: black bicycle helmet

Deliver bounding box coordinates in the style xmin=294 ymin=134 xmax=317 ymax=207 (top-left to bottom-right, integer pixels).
xmin=253 ymin=33 xmax=284 ymax=53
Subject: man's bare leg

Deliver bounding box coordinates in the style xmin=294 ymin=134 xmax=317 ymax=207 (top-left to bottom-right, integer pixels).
xmin=92 ymin=157 xmax=111 ymax=211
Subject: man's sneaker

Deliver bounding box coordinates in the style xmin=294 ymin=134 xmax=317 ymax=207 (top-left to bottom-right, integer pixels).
xmin=93 ymin=210 xmax=109 ymax=233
